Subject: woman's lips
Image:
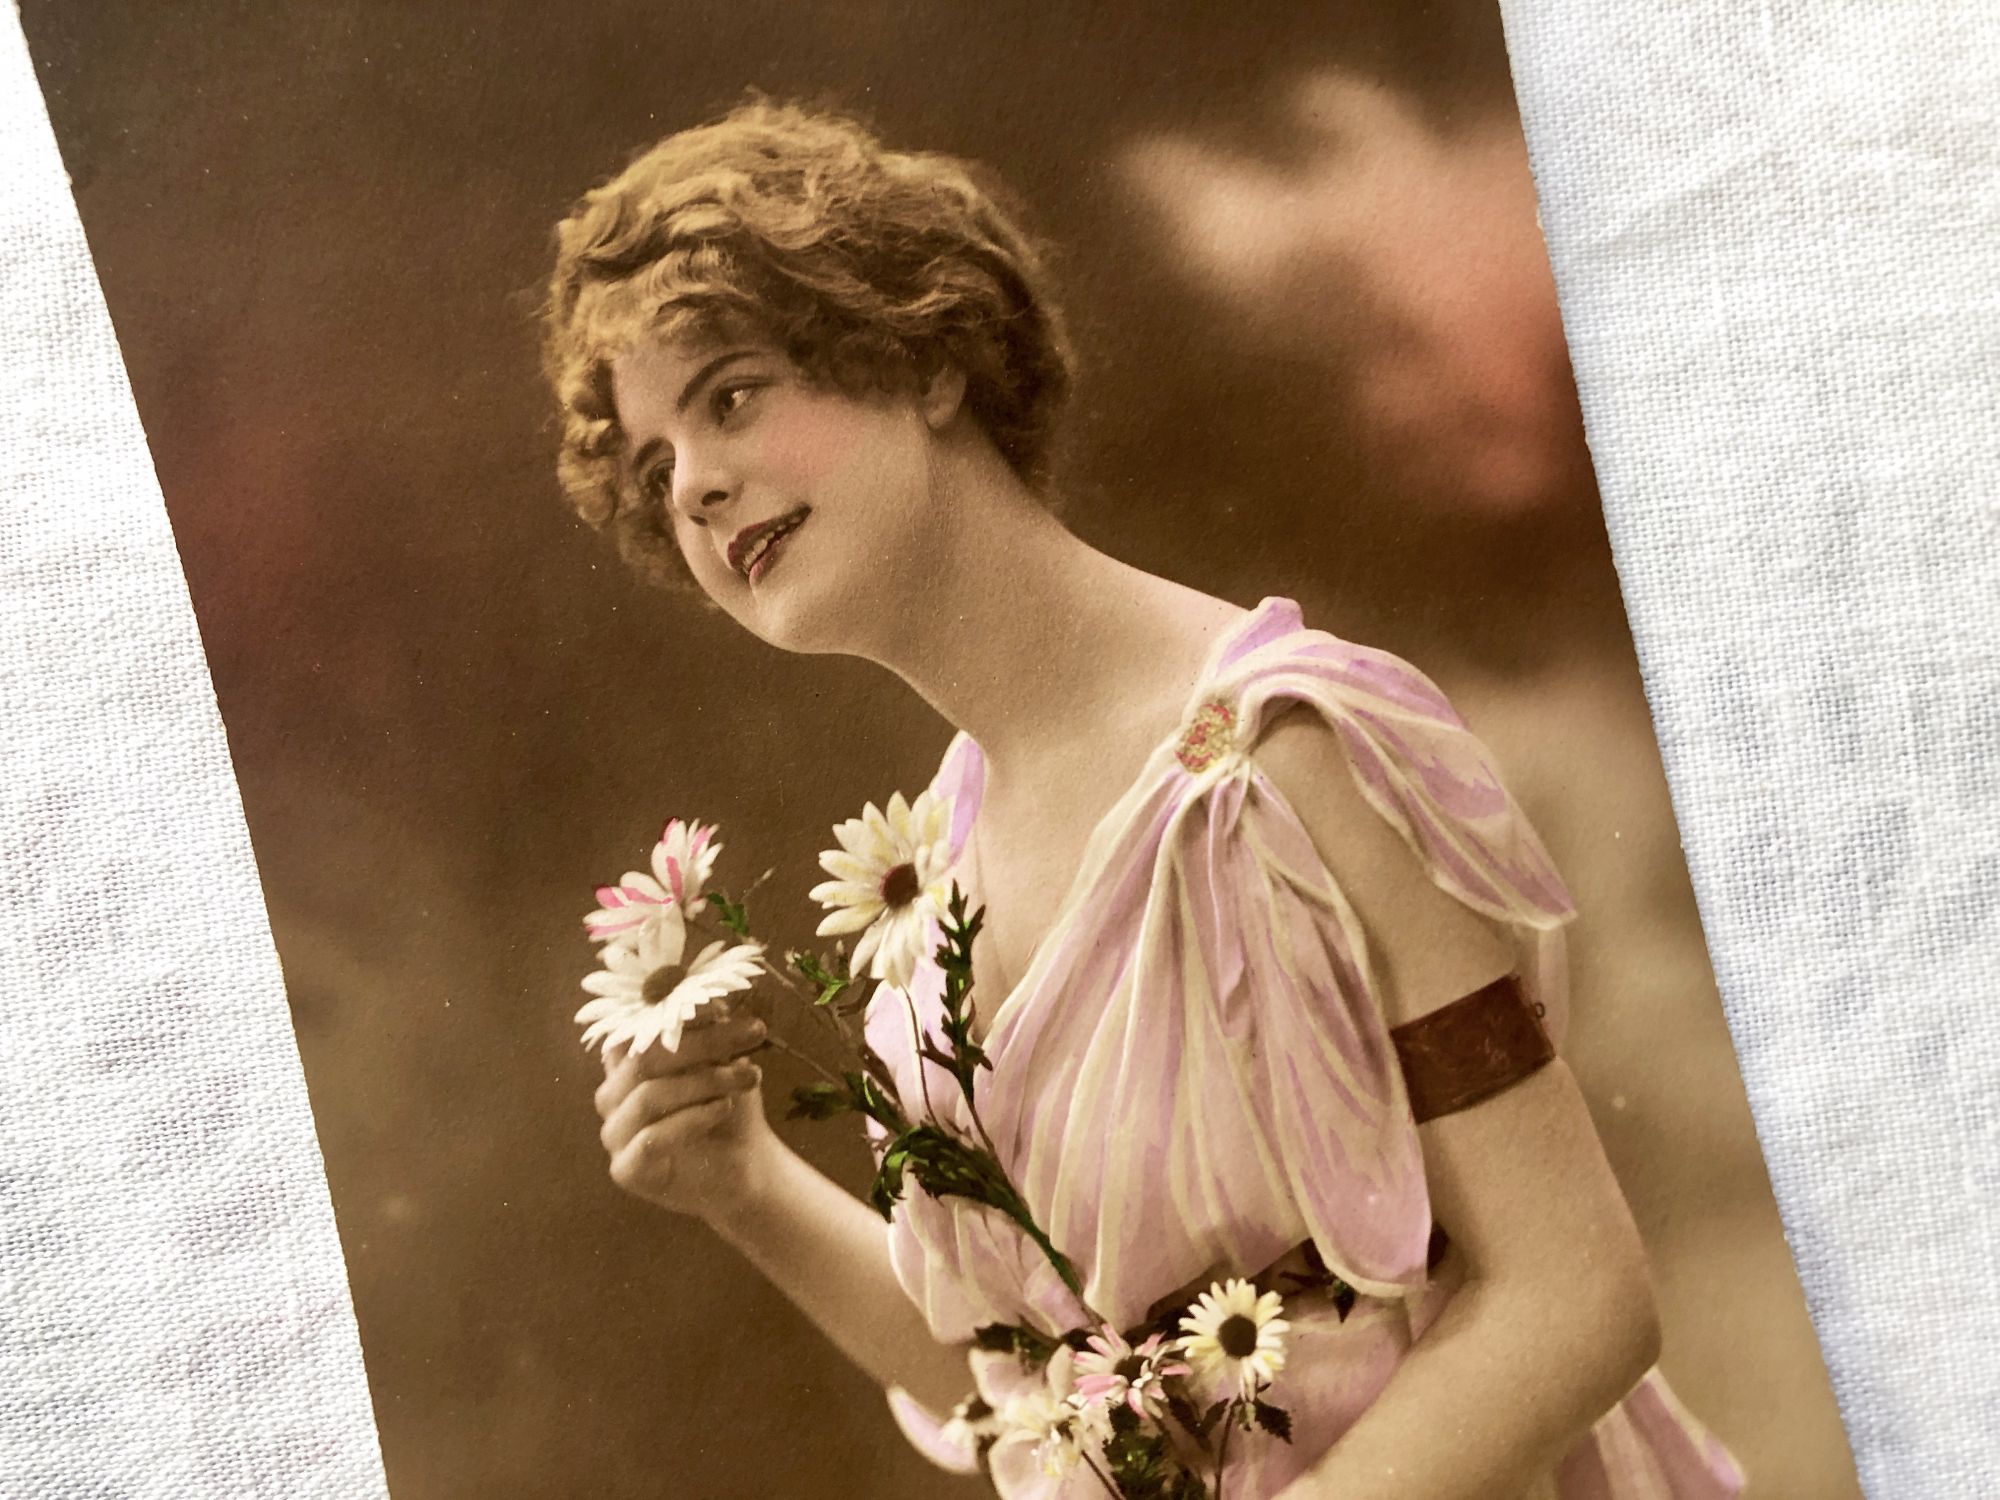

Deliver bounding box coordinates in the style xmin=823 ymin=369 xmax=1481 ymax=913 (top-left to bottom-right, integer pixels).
xmin=739 ymin=508 xmax=809 ymax=584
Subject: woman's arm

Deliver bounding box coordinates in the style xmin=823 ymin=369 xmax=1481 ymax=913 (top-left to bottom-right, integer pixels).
xmin=1277 ymin=1062 xmax=1659 ymax=1499
xmin=1254 ymin=710 xmax=1660 ymax=1497
xmin=594 ymin=1011 xmax=974 ymax=1415
xmin=712 ymin=1132 xmax=978 ymax=1414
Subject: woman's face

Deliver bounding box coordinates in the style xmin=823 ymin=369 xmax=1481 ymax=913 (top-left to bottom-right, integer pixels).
xmin=609 ymin=334 xmax=946 ymax=655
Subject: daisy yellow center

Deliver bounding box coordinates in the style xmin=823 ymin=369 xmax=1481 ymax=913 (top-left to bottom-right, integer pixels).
xmin=641 ymin=964 xmax=683 ymax=1004
xmin=1217 ymin=1314 xmax=1260 ymax=1359
xmin=880 ymin=862 xmax=921 ymax=909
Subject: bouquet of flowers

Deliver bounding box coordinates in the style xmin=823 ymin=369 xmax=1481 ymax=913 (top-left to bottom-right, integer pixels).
xmin=577 ymin=798 xmax=1300 ymax=1497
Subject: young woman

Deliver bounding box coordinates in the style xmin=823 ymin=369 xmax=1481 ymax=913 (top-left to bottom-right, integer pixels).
xmin=544 ymin=101 xmax=1742 ymax=1499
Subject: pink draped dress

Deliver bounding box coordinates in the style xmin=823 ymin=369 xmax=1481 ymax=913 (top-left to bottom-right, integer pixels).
xmin=868 ymin=597 xmax=1743 ymax=1498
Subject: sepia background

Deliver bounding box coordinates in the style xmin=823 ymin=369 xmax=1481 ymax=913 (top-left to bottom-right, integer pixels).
xmin=20 ymin=3 xmax=1859 ymax=1496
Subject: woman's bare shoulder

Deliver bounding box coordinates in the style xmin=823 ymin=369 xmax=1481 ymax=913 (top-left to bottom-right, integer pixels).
xmin=1130 ymin=581 xmax=1251 ymax=688
xmin=1085 ymin=580 xmax=1251 ymax=729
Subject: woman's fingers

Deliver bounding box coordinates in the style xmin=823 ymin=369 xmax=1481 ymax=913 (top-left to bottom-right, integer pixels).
xmin=593 ymin=1014 xmax=766 ymax=1119
xmin=637 ymin=1013 xmax=767 ymax=1072
xmin=599 ymin=1060 xmax=762 ymax=1157
xmin=605 ymin=1090 xmax=752 ymax=1200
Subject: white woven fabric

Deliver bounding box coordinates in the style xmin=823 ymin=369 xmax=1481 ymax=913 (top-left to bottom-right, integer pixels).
xmin=0 ymin=15 xmax=389 ymax=1498
xmin=2 ymin=4 xmax=1992 ymax=1497
xmin=1499 ymin=4 xmax=2000 ymax=1495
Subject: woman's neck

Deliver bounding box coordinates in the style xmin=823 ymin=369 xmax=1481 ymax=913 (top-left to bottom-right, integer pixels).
xmin=847 ymin=439 xmax=1236 ymax=780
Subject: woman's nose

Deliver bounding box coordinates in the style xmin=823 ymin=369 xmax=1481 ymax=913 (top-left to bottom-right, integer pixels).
xmin=670 ymin=452 xmax=736 ymax=520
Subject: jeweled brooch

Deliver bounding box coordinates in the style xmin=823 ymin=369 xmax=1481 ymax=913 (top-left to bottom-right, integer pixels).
xmin=1176 ymin=699 xmax=1238 ymax=774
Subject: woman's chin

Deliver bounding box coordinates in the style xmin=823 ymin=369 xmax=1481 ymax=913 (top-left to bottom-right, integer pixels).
xmin=730 ymin=531 xmax=918 ymax=659
xmin=737 ymin=570 xmax=851 ymax=657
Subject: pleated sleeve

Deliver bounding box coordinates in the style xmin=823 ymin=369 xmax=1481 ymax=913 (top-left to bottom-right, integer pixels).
xmin=1128 ymin=611 xmax=1580 ymax=1301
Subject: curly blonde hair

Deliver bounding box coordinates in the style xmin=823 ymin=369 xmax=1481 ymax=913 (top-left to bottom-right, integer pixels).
xmin=541 ymin=100 xmax=1075 ymax=589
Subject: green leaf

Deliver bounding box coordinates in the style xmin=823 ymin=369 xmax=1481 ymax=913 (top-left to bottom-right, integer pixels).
xmin=788 ymin=947 xmax=857 ymax=1009
xmin=853 ymin=1072 xmax=905 ymax=1131
xmin=971 ymin=1322 xmax=1060 ymax=1365
xmin=1331 ymin=1279 xmax=1356 ymax=1321
xmin=971 ymin=1324 xmax=1018 ymax=1354
xmin=786 ymin=1082 xmax=852 ymax=1121
xmin=866 ymin=1123 xmax=1023 ymax=1235
xmin=1252 ymin=1400 xmax=1293 ymax=1443
xmin=1162 ymin=1387 xmax=1212 ymax=1453
xmin=703 ymin=889 xmax=750 ymax=937
xmin=922 ymin=882 xmax=1007 ymax=1112
xmin=1098 ymin=1421 xmax=1206 ymax=1499
xmin=869 ymin=1145 xmax=909 ymax=1220
xmin=842 ymin=890 xmax=1089 ymax=1303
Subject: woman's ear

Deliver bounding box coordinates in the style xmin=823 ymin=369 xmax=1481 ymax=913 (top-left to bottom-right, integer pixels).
xmin=918 ymin=362 xmax=968 ymax=431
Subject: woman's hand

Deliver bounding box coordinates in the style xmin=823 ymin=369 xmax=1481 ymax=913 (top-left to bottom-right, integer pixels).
xmin=593 ymin=1000 xmax=776 ymax=1222
xmin=590 ymin=1000 xmax=978 ymax=1412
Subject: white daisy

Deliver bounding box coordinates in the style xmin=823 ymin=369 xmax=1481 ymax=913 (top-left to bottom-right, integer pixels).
xmin=575 ymin=915 xmax=763 ymax=1057
xmin=583 ymin=818 xmax=722 ymax=947
xmin=808 ymin=790 xmax=955 ymax=989
xmin=939 ymin=1395 xmax=1003 ymax=1454
xmin=1177 ymin=1279 xmax=1290 ymax=1402
xmin=993 ymin=1346 xmax=1089 ymax=1480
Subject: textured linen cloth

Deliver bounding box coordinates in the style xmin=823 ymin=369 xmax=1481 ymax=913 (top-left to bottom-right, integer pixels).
xmin=0 ymin=15 xmax=390 ymax=1498
xmin=2 ymin=6 xmax=1994 ymax=1500
xmin=1498 ymin=5 xmax=2000 ymax=1497
xmin=875 ymin=599 xmax=1742 ymax=1497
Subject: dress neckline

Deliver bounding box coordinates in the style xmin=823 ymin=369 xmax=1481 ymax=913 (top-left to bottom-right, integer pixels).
xmin=951 ymin=597 xmax=1293 ymax=1052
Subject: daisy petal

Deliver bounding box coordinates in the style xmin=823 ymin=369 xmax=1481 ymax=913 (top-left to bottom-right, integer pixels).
xmin=815 ymin=905 xmax=881 ymax=936
xmin=808 ymin=880 xmax=880 ymax=907
xmin=815 ymin=851 xmax=877 ymax=886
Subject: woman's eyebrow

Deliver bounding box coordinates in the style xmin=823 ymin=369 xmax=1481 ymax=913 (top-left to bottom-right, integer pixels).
xmin=675 ymin=349 xmax=757 ymax=413
xmin=627 ymin=434 xmax=666 ymax=484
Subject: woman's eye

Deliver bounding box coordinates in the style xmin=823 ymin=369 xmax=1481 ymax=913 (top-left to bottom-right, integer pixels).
xmin=713 ymin=381 xmax=760 ymax=420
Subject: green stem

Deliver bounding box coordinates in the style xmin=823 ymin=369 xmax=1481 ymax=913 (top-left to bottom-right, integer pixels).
xmin=965 ymin=1094 xmax=1002 ymax=1162
xmin=988 ymin=1183 xmax=1085 ymax=1304
xmin=754 ymin=1031 xmax=845 ymax=1091
xmin=1079 ymin=1449 xmax=1124 ymax=1498
xmin=903 ymin=996 xmax=941 ymax=1125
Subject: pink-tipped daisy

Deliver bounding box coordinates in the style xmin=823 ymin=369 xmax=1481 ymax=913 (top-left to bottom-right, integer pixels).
xmin=1073 ymin=1327 xmax=1191 ymax=1420
xmin=808 ymin=790 xmax=954 ymax=989
xmin=1178 ymin=1279 xmax=1290 ymax=1402
xmin=583 ymin=818 xmax=722 ymax=947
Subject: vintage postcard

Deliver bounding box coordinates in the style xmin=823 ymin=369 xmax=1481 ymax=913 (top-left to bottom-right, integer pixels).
xmin=21 ymin=3 xmax=1860 ymax=1496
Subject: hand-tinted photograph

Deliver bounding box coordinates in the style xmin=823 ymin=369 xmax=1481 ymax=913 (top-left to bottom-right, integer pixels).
xmin=21 ymin=3 xmax=1861 ymax=1495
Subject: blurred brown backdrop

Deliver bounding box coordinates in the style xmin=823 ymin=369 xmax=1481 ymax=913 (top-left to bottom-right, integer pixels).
xmin=21 ymin=3 xmax=1858 ymax=1497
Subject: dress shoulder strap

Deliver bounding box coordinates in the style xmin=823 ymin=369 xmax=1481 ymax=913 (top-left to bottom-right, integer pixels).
xmin=1210 ymin=607 xmax=1576 ymax=932
xmin=926 ymin=731 xmax=986 ymax=866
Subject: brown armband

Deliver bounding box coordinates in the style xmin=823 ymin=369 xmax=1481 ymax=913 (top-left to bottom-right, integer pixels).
xmin=1390 ymin=973 xmax=1554 ymax=1124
